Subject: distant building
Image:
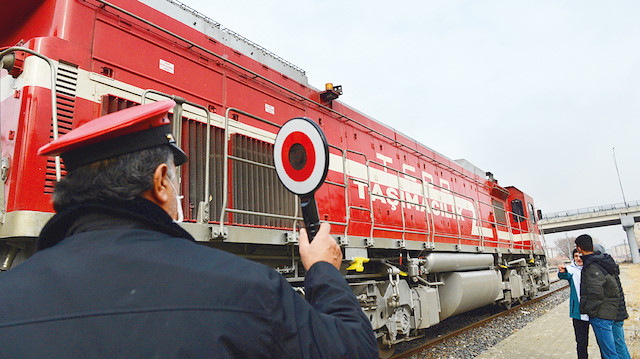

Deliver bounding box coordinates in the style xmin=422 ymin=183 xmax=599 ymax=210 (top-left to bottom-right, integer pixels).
xmin=545 ymin=246 xmax=568 ymax=266
xmin=610 ymin=243 xmax=631 ymax=262
xmin=546 ymin=246 xmax=561 ymax=259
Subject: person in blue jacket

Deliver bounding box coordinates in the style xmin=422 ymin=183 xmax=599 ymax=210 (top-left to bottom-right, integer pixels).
xmin=0 ymin=100 xmax=378 ymax=358
xmin=559 ymin=249 xmax=590 ymax=359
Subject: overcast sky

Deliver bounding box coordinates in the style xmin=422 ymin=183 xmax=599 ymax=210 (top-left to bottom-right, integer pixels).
xmin=180 ymin=0 xmax=640 ymax=247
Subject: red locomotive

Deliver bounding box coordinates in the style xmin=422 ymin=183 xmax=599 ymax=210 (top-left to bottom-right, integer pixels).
xmin=1 ymin=0 xmax=549 ymax=352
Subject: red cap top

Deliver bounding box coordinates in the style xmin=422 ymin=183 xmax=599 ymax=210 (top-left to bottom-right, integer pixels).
xmin=38 ymin=100 xmax=187 ymax=170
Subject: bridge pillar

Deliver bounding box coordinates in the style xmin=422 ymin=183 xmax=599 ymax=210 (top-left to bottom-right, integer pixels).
xmin=621 ymin=215 xmax=640 ymax=263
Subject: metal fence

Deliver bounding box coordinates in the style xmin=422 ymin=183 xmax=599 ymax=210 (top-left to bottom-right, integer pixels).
xmin=542 ymin=200 xmax=640 ymax=220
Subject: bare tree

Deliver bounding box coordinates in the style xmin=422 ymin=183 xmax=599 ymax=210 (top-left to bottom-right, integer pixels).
xmin=554 ymin=236 xmax=577 ymax=259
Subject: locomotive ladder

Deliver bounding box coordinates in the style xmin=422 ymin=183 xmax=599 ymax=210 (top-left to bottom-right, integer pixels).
xmin=322 ymin=145 xmax=350 ymax=245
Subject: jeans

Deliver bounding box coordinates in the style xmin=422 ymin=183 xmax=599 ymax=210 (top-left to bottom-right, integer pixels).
xmin=573 ymin=319 xmax=590 ymax=359
xmin=590 ymin=317 xmax=619 ymax=359
xmin=612 ymin=321 xmax=631 ymax=359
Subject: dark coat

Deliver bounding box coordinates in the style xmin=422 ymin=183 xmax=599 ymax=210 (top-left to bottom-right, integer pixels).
xmin=579 ymin=251 xmax=621 ymax=321
xmin=611 ymin=262 xmax=629 ymax=322
xmin=0 ymin=198 xmax=377 ymax=358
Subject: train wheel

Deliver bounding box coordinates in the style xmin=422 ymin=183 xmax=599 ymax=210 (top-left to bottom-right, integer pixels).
xmin=378 ymin=338 xmax=395 ymax=359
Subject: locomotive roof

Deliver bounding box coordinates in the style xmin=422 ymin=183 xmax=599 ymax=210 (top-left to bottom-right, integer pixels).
xmin=453 ymin=159 xmax=486 ymax=178
xmin=138 ymin=0 xmax=489 ymax=184
xmin=138 ymin=0 xmax=308 ymax=85
xmin=336 ymin=100 xmax=487 ymax=181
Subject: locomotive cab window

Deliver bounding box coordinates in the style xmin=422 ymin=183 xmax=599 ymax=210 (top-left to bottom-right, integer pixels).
xmin=510 ymin=199 xmax=524 ymax=222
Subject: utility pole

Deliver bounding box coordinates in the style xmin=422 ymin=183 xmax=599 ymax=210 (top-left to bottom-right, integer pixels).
xmin=612 ymin=147 xmax=627 ymax=205
xmin=613 ymin=148 xmax=639 ymax=263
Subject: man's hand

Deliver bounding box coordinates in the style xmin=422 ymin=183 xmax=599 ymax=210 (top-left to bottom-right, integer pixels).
xmin=298 ymin=223 xmax=342 ymax=271
xmin=558 ymin=265 xmax=566 ymax=273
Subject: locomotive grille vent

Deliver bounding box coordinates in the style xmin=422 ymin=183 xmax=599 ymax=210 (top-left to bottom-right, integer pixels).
xmin=44 ymin=62 xmax=79 ymax=194
xmin=230 ymin=134 xmax=296 ymax=228
xmin=100 ymin=95 xmax=138 ymax=116
xmin=184 ymin=119 xmax=224 ymax=222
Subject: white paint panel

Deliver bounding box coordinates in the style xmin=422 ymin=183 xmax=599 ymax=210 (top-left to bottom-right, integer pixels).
xmin=159 ymin=59 xmax=175 ymax=74
xmin=264 ymin=103 xmax=275 ymax=115
xmin=1 ymin=56 xmax=51 ymax=102
xmin=0 ymin=72 xmax=24 ymax=102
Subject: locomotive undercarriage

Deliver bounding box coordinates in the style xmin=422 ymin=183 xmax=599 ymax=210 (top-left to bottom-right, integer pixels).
xmin=196 ymin=238 xmax=550 ymax=351
xmin=347 ymin=250 xmax=550 ymax=351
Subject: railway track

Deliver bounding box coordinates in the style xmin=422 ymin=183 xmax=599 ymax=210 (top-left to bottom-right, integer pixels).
xmin=389 ymin=281 xmax=569 ymax=359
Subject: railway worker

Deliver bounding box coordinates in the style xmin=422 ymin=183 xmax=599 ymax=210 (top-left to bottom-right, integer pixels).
xmin=0 ymin=100 xmax=378 ymax=359
xmin=558 ymin=249 xmax=590 ymax=359
xmin=575 ymin=234 xmax=630 ymax=359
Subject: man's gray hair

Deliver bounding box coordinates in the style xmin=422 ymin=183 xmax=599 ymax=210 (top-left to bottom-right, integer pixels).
xmin=53 ymin=146 xmax=176 ymax=211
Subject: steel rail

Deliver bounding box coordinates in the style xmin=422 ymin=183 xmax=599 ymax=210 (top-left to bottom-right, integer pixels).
xmin=390 ymin=283 xmax=569 ymax=359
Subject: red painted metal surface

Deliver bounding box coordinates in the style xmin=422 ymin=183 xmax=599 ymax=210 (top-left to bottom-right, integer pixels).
xmin=0 ymin=0 xmax=543 ymax=251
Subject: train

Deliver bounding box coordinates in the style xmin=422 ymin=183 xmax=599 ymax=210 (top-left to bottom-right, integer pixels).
xmin=0 ymin=0 xmax=550 ymax=355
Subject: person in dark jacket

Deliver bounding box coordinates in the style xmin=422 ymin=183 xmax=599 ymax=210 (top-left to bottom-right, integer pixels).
xmin=575 ymin=234 xmax=628 ymax=359
xmin=558 ymin=249 xmax=590 ymax=359
xmin=611 ymin=255 xmax=631 ymax=359
xmin=0 ymin=100 xmax=378 ymax=358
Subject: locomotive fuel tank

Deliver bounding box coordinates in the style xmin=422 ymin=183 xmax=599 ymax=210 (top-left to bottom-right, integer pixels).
xmin=438 ymin=269 xmax=502 ymax=319
xmin=421 ymin=253 xmax=494 ymax=273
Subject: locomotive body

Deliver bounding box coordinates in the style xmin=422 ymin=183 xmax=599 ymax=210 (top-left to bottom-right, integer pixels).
xmin=0 ymin=0 xmax=549 ymax=350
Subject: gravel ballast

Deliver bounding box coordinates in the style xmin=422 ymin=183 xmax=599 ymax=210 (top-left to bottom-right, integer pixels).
xmin=404 ymin=281 xmax=569 ymax=359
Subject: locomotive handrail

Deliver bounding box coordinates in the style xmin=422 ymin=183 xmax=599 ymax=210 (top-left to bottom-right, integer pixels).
xmin=348 ymin=155 xmax=489 ymax=249
xmin=220 ymin=108 xmax=300 ymax=238
xmin=365 ymin=160 xmax=431 ymax=247
xmin=421 ymin=174 xmax=436 ymax=246
xmin=475 ymin=197 xmax=538 ymax=251
xmin=423 ymin=179 xmax=479 ymax=245
xmin=91 ymin=0 xmax=488 ymax=193
xmin=343 ymin=150 xmax=373 ymax=243
xmin=478 ymin=198 xmax=509 ymax=249
xmin=0 ymin=47 xmax=60 ymax=181
xmin=141 ymin=89 xmax=213 ymax=223
xmin=448 ymin=184 xmax=463 ymax=247
xmin=341 ymin=149 xmax=356 ymax=241
xmin=472 ymin=200 xmax=485 ymax=249
xmin=504 ymin=209 xmax=515 ymax=250
xmin=322 ymin=144 xmax=349 ymax=239
xmin=89 ymin=2 xmax=542 ymax=252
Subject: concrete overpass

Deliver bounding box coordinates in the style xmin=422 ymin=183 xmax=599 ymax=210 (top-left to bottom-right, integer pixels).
xmin=539 ymin=200 xmax=640 ymax=263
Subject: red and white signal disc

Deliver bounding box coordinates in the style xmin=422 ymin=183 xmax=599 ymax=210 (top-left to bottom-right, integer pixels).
xmin=273 ymin=117 xmax=329 ymax=195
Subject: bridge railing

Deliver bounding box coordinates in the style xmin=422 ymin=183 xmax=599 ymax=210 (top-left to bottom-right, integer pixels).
xmin=542 ymin=200 xmax=640 ymax=220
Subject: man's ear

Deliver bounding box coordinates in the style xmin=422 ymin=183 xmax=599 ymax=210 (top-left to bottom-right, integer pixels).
xmin=141 ymin=163 xmax=171 ymax=206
